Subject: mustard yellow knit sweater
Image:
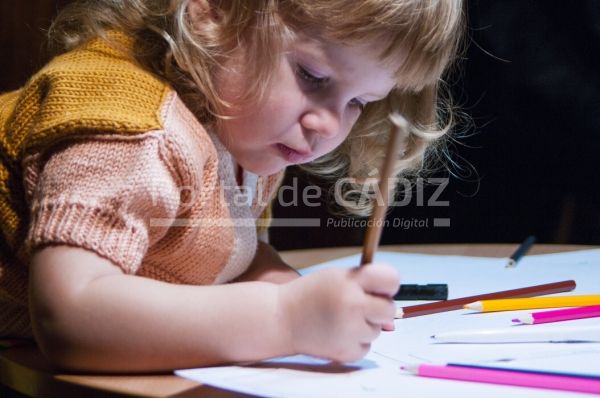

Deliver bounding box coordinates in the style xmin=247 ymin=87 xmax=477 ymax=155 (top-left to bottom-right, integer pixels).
xmin=1 ymin=34 xmax=170 ymax=257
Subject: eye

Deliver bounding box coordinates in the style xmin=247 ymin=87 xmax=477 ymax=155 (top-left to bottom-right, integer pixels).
xmin=296 ymin=65 xmax=329 ymax=88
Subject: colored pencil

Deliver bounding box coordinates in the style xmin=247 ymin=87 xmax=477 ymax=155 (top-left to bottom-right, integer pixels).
xmin=505 ymin=235 xmax=536 ymax=268
xmin=431 ymin=324 xmax=600 ymax=343
xmin=395 ymin=280 xmax=576 ymax=319
xmin=513 ymin=305 xmax=600 ymax=325
xmin=447 ymin=363 xmax=600 ymax=380
xmin=464 ymin=295 xmax=600 ymax=312
xmin=402 ymin=363 xmax=600 ymax=394
xmin=360 ymin=114 xmax=408 ymax=266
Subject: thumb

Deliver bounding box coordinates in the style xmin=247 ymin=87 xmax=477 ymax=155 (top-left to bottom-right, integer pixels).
xmin=354 ymin=264 xmax=400 ymax=297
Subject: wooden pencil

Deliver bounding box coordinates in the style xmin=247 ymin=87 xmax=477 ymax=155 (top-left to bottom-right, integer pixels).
xmin=360 ymin=113 xmax=408 ymax=266
xmin=513 ymin=305 xmax=600 ymax=325
xmin=465 ymin=295 xmax=600 ymax=312
xmin=402 ymin=363 xmax=600 ymax=394
xmin=395 ymin=280 xmax=576 ymax=319
xmin=505 ymin=235 xmax=536 ymax=268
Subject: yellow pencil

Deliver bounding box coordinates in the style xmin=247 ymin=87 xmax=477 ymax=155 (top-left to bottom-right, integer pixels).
xmin=464 ymin=295 xmax=600 ymax=312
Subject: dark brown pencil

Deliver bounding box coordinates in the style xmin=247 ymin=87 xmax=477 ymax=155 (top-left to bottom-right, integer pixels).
xmin=360 ymin=114 xmax=408 ymax=266
xmin=395 ymin=280 xmax=576 ymax=318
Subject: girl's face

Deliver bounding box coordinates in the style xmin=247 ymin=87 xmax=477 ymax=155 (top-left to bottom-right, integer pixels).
xmin=214 ymin=34 xmax=398 ymax=176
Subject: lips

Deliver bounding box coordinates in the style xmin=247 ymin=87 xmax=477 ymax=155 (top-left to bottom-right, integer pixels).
xmin=275 ymin=143 xmax=313 ymax=164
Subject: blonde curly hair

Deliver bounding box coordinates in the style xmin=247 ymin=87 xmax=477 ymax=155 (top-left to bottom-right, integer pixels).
xmin=49 ymin=0 xmax=465 ymax=216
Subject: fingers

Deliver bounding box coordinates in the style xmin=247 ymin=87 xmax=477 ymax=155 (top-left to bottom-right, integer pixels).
xmin=381 ymin=322 xmax=395 ymax=332
xmin=350 ymin=264 xmax=399 ymax=329
xmin=291 ymin=266 xmax=400 ymax=363
xmin=342 ymin=295 xmax=389 ymax=347
xmin=363 ymin=293 xmax=397 ymax=325
xmin=331 ymin=343 xmax=371 ymax=364
xmin=353 ymin=263 xmax=401 ymax=297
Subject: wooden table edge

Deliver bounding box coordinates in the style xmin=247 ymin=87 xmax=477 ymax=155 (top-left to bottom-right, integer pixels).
xmin=280 ymin=243 xmax=596 ymax=269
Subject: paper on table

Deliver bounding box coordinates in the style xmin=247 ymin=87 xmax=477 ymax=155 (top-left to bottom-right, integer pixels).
xmin=176 ymin=249 xmax=600 ymax=398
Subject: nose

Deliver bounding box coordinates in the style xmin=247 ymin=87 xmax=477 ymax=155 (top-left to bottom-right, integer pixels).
xmin=300 ymin=106 xmax=342 ymax=140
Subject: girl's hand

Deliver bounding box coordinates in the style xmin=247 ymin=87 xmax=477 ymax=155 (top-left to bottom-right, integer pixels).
xmin=278 ymin=264 xmax=400 ymax=363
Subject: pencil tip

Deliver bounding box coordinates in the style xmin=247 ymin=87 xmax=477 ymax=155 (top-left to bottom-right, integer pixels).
xmin=400 ymin=364 xmax=419 ymax=373
xmin=395 ymin=308 xmax=404 ymax=319
xmin=464 ymin=302 xmax=481 ymax=311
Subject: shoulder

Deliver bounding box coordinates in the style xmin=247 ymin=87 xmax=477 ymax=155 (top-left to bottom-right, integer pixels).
xmin=10 ymin=33 xmax=172 ymax=154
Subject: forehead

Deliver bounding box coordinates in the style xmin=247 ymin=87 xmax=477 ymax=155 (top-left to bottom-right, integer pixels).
xmin=276 ymin=0 xmax=463 ymax=91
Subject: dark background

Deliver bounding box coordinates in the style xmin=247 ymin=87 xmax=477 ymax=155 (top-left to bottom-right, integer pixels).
xmin=2 ymin=1 xmax=599 ymax=250
xmin=272 ymin=0 xmax=600 ymax=249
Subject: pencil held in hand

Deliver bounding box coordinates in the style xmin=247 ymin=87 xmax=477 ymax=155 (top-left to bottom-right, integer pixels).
xmin=360 ymin=113 xmax=409 ymax=266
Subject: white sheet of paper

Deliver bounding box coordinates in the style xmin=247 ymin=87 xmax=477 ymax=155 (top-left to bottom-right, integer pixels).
xmin=176 ymin=249 xmax=600 ymax=398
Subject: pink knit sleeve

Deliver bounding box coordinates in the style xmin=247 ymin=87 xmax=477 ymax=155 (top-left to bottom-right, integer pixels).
xmin=26 ymin=133 xmax=181 ymax=274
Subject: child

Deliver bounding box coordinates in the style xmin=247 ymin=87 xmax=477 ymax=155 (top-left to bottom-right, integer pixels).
xmin=0 ymin=0 xmax=464 ymax=371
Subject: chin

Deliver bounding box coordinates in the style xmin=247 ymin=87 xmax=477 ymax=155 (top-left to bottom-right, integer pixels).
xmin=243 ymin=160 xmax=288 ymax=176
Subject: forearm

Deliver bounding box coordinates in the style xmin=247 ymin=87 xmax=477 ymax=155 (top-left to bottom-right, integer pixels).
xmin=234 ymin=241 xmax=300 ymax=283
xmin=33 ymin=275 xmax=293 ymax=372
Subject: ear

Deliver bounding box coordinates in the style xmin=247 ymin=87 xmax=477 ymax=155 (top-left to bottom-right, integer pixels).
xmin=188 ymin=0 xmax=219 ymax=26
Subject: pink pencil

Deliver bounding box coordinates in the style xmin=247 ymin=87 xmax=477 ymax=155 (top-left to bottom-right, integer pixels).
xmin=402 ymin=364 xmax=600 ymax=395
xmin=513 ymin=305 xmax=600 ymax=325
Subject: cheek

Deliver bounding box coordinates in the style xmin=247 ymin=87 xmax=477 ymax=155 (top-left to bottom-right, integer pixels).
xmin=256 ymin=63 xmax=305 ymax=122
xmin=317 ymin=111 xmax=362 ymax=156
xmin=315 ymin=129 xmax=350 ymax=158
xmin=251 ymin=88 xmax=303 ymax=131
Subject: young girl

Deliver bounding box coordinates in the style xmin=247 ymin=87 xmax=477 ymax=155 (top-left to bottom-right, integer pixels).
xmin=0 ymin=0 xmax=464 ymax=371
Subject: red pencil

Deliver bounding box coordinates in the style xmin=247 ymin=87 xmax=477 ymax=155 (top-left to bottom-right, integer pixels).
xmin=513 ymin=305 xmax=600 ymax=325
xmin=395 ymin=280 xmax=576 ymax=319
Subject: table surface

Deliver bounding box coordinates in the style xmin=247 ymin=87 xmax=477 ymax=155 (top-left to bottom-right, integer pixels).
xmin=1 ymin=244 xmax=596 ymax=397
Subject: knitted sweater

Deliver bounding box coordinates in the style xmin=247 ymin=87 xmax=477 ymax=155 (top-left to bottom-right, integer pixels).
xmin=0 ymin=34 xmax=284 ymax=338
